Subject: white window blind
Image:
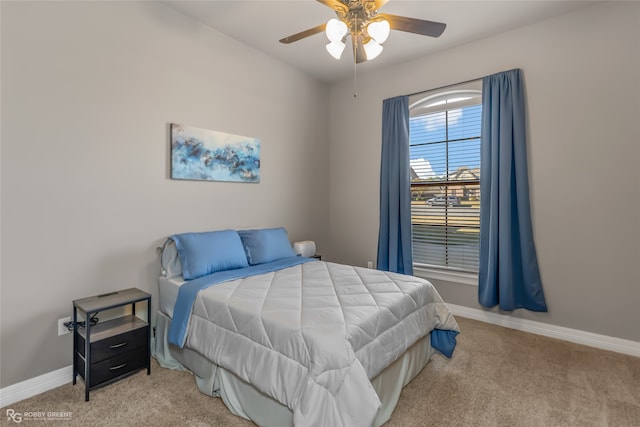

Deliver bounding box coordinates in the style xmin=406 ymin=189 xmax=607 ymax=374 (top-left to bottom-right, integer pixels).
xmin=409 ymin=81 xmax=482 ymax=273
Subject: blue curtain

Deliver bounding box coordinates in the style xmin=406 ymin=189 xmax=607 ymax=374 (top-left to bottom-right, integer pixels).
xmin=479 ymin=69 xmax=547 ymax=311
xmin=377 ymin=96 xmax=413 ymax=275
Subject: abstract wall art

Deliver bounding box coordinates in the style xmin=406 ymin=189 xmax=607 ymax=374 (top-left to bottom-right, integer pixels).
xmin=170 ymin=123 xmax=260 ymax=183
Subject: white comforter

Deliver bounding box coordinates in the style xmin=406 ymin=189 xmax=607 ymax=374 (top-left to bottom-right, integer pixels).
xmin=184 ymin=261 xmax=459 ymax=427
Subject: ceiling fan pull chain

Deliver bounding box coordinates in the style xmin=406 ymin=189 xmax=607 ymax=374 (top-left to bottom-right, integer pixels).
xmin=353 ymin=14 xmax=358 ymax=98
xmin=353 ymin=43 xmax=358 ymax=98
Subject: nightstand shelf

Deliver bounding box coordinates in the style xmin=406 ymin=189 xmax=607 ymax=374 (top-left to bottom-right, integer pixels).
xmin=72 ymin=288 xmax=151 ymax=401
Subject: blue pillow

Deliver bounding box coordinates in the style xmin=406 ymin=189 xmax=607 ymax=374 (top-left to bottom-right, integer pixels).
xmin=238 ymin=227 xmax=296 ymax=265
xmin=170 ymin=230 xmax=249 ymax=280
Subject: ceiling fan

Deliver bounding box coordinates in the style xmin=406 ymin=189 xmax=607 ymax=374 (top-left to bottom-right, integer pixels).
xmin=279 ymin=0 xmax=446 ymax=63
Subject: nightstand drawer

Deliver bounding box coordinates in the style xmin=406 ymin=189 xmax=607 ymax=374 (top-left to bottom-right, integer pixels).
xmin=76 ymin=325 xmax=148 ymax=364
xmin=77 ymin=347 xmax=148 ymax=387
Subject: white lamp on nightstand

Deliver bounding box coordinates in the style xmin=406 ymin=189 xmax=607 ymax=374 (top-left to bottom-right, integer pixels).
xmin=293 ymin=241 xmax=316 ymax=258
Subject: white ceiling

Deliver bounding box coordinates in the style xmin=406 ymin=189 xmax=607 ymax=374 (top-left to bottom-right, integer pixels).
xmin=164 ymin=0 xmax=597 ymax=83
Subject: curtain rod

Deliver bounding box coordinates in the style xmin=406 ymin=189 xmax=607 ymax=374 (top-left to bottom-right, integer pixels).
xmin=406 ymin=76 xmax=482 ymax=98
xmin=405 ymin=69 xmax=519 ymax=97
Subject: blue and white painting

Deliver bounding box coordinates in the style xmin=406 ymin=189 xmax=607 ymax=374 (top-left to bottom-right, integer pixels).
xmin=171 ymin=124 xmax=260 ymax=183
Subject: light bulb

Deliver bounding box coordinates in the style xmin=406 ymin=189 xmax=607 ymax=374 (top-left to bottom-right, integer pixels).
xmin=325 ymin=18 xmax=348 ymax=42
xmin=367 ymin=20 xmax=390 ymax=44
xmin=363 ymin=39 xmax=383 ymax=60
xmin=326 ymin=40 xmax=346 ymax=60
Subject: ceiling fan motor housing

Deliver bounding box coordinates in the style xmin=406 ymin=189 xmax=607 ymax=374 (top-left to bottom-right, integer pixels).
xmin=336 ymin=0 xmax=381 ymax=40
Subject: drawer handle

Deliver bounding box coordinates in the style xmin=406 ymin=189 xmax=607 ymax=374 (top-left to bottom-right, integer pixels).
xmin=109 ymin=342 xmax=128 ymax=349
xmin=109 ymin=363 xmax=127 ymax=371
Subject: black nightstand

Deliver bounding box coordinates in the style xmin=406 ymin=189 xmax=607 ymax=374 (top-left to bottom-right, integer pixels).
xmin=72 ymin=288 xmax=151 ymax=401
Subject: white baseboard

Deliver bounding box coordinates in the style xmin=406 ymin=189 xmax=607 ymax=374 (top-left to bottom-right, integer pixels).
xmin=2 ymin=307 xmax=639 ymax=408
xmin=0 ymin=365 xmax=72 ymax=408
xmin=447 ymin=303 xmax=640 ymax=357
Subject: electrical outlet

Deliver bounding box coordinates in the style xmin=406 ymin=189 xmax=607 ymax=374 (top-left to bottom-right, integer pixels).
xmin=58 ymin=316 xmax=72 ymax=336
xmin=367 ymin=261 xmax=373 ymax=269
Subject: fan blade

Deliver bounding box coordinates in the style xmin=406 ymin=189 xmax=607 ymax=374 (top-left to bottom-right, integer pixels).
xmin=279 ymin=23 xmax=326 ymax=44
xmin=354 ymin=35 xmax=367 ymax=64
xmin=380 ymin=14 xmax=446 ymax=38
xmin=316 ymin=0 xmax=348 ymax=14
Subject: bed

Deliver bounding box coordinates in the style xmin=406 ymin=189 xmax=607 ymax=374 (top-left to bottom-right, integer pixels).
xmin=153 ymin=228 xmax=460 ymax=427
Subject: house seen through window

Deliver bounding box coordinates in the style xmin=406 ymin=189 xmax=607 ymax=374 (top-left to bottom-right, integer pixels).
xmin=409 ymin=80 xmax=482 ymax=273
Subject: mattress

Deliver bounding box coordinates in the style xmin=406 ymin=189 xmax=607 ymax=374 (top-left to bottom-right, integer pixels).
xmin=158 ymin=275 xmax=184 ymax=318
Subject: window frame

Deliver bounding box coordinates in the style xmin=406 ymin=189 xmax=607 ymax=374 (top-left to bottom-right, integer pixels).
xmin=408 ymin=80 xmax=482 ymax=285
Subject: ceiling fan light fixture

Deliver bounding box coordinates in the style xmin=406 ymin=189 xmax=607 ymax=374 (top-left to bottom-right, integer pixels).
xmin=326 ymin=40 xmax=346 ymax=60
xmin=367 ymin=20 xmax=390 ymax=44
xmin=280 ymin=1 xmax=447 ymax=70
xmin=325 ymin=18 xmax=348 ymax=43
xmin=363 ymin=39 xmax=383 ymax=61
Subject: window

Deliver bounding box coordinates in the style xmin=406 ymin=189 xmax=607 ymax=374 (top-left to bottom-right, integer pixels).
xmin=409 ymin=81 xmax=482 ymax=274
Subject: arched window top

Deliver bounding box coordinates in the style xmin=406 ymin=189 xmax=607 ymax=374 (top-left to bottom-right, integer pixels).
xmin=409 ymin=80 xmax=482 ymax=117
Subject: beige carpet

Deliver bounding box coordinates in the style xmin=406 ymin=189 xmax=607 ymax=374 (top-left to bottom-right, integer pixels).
xmin=3 ymin=317 xmax=639 ymax=426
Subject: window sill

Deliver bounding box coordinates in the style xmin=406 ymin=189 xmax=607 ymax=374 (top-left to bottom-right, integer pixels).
xmin=412 ymin=265 xmax=478 ymax=287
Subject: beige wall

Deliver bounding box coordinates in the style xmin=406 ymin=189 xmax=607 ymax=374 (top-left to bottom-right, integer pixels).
xmin=327 ymin=2 xmax=640 ymax=341
xmin=0 ymin=1 xmax=329 ymax=387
